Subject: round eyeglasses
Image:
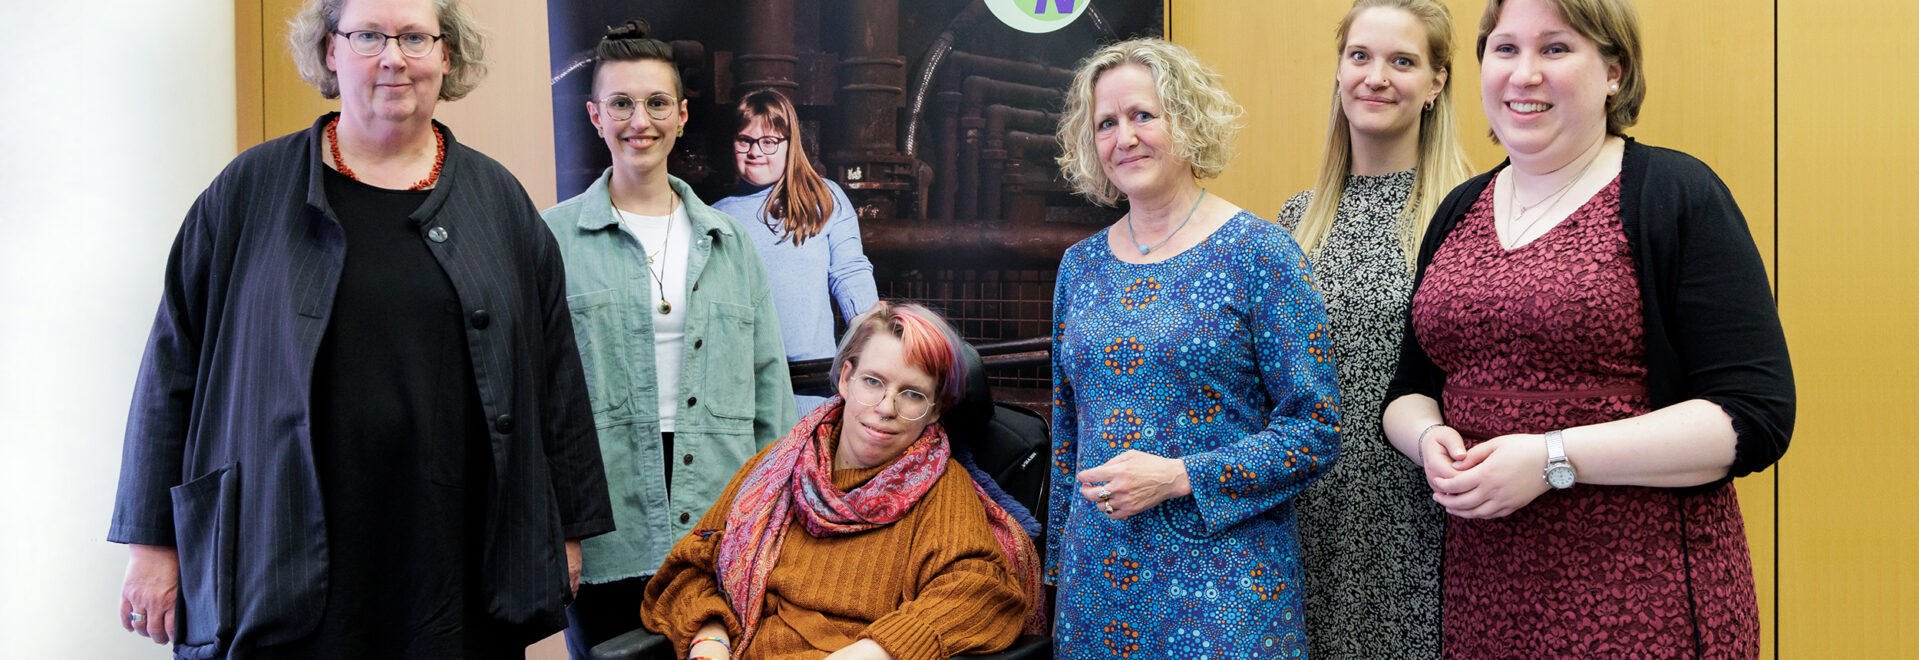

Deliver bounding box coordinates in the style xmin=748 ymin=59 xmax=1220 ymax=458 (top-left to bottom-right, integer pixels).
xmin=333 ymin=30 xmax=443 ymax=58
xmin=848 ymin=375 xmax=934 ymax=421
xmin=599 ymin=93 xmax=679 ymax=122
xmin=733 ymin=135 xmax=789 ymax=155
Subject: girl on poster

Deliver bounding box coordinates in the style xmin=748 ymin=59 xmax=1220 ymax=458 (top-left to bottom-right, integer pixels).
xmin=713 ymin=90 xmax=878 ymax=418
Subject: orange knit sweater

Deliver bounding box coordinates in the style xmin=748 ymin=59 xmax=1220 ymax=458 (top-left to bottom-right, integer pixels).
xmin=641 ymin=441 xmax=1026 ymax=660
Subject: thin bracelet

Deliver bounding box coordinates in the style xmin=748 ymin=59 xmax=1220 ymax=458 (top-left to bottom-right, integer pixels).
xmin=689 ymin=635 xmax=730 ymax=659
xmin=1414 ymin=423 xmax=1448 ymax=461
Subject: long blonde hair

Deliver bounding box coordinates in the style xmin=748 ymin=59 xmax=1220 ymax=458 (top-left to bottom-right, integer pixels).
xmin=1294 ymin=0 xmax=1472 ymax=266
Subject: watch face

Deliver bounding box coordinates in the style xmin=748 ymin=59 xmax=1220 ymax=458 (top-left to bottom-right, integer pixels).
xmin=1546 ymin=465 xmax=1577 ymax=489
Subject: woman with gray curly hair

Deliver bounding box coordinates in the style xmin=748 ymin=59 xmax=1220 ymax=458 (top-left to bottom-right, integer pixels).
xmin=1046 ymin=38 xmax=1341 ymax=657
xmin=108 ymin=0 xmax=613 ymax=656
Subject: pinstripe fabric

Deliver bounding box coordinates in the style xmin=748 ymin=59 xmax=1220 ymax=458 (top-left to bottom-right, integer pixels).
xmin=109 ymin=113 xmax=615 ymax=658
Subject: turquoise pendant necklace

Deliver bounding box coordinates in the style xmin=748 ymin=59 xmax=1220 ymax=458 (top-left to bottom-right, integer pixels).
xmin=1126 ymin=188 xmax=1206 ymax=255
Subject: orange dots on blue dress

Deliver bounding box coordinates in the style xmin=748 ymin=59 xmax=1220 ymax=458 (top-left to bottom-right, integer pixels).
xmin=1100 ymin=620 xmax=1143 ymax=657
xmin=1182 ymin=385 xmax=1226 ymax=424
xmin=1100 ymin=408 xmax=1147 ymax=449
xmin=1100 ymin=552 xmax=1142 ymax=591
xmin=1049 ymin=213 xmax=1336 ymax=657
xmin=1102 ymin=337 xmax=1147 ymax=375
xmin=1120 ymin=276 xmax=1162 ymax=310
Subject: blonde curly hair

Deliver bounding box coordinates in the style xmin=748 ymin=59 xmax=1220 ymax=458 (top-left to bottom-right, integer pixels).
xmin=1056 ymin=38 xmax=1244 ymax=207
xmin=287 ymin=0 xmax=489 ymax=101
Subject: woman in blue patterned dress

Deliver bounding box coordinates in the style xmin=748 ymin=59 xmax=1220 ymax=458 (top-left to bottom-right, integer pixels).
xmin=1047 ymin=38 xmax=1342 ymax=659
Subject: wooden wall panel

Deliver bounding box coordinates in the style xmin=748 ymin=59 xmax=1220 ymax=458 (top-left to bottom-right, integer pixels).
xmin=1623 ymin=5 xmax=1778 ymax=653
xmin=1171 ymin=2 xmax=1777 ymax=657
xmin=1778 ymin=0 xmax=1919 ymax=656
xmin=237 ymin=0 xmax=265 ymax=149
xmin=260 ymin=0 xmax=342 ymax=143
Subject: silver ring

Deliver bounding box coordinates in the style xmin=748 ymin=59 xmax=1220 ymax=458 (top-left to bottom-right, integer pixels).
xmin=1102 ymin=501 xmax=1115 ymax=514
xmin=1097 ymin=487 xmax=1112 ymax=501
xmin=129 ymin=612 xmax=146 ymax=624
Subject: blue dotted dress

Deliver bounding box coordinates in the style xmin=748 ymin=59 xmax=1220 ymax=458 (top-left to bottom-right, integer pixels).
xmin=1047 ymin=211 xmax=1341 ymax=659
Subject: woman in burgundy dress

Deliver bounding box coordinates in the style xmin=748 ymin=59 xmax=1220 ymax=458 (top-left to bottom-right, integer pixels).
xmin=1381 ymin=0 xmax=1794 ymax=657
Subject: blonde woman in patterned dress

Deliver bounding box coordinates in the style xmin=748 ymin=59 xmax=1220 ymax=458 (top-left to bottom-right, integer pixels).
xmin=1273 ymin=1 xmax=1472 ymax=658
xmin=1048 ymin=38 xmax=1341 ymax=659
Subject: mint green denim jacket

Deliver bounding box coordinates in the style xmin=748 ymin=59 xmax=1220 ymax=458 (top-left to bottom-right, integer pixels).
xmin=542 ymin=171 xmax=796 ymax=583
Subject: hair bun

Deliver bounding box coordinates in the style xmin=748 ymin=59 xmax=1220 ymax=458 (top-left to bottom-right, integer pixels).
xmin=603 ymin=18 xmax=650 ymax=41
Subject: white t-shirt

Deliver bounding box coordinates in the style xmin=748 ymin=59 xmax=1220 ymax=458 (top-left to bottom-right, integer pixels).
xmin=615 ymin=203 xmax=693 ymax=433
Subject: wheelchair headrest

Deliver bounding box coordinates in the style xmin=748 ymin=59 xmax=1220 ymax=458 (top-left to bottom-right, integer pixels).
xmin=941 ymin=341 xmax=997 ymax=443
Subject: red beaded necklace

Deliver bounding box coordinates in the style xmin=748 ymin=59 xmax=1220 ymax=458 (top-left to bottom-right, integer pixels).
xmin=326 ymin=116 xmax=446 ymax=190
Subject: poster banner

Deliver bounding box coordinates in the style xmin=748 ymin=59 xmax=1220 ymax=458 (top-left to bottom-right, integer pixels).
xmin=546 ymin=0 xmax=1162 ymax=405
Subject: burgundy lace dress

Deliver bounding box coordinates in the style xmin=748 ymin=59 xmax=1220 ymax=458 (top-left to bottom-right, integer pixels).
xmin=1410 ymin=176 xmax=1759 ymax=659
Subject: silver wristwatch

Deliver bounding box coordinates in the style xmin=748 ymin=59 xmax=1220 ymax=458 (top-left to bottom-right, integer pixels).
xmin=1542 ymin=430 xmax=1577 ymax=489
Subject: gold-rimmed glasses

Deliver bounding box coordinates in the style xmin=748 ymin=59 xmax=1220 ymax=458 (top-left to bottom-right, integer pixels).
xmin=848 ymin=374 xmax=934 ymax=421
xmin=600 ymin=93 xmax=679 ymax=121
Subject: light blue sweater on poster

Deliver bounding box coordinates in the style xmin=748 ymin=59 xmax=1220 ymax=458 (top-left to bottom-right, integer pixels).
xmin=712 ymin=178 xmax=879 ymax=368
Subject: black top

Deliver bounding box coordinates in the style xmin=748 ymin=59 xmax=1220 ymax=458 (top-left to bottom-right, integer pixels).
xmin=1386 ymin=139 xmax=1795 ymax=479
xmin=268 ymin=167 xmax=493 ymax=657
xmin=110 ymin=113 xmax=611 ymax=655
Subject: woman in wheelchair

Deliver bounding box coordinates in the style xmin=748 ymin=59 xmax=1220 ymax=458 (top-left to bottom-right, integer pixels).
xmin=640 ymin=302 xmax=1046 ymax=659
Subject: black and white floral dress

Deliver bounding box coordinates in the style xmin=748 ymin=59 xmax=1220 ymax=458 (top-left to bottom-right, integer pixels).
xmin=1277 ymin=170 xmax=1443 ymax=660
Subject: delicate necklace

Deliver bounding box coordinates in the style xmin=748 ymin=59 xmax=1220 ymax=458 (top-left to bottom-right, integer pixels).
xmin=615 ymin=196 xmax=679 ymax=315
xmin=1504 ymin=153 xmax=1598 ymax=249
xmin=1126 ymin=188 xmax=1206 ymax=255
xmin=326 ymin=116 xmax=445 ymax=190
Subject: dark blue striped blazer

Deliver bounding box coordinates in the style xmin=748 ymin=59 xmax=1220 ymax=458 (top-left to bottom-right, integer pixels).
xmin=109 ymin=113 xmax=615 ymax=657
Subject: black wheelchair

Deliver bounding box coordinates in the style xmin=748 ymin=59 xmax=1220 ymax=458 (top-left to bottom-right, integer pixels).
xmin=589 ymin=339 xmax=1056 ymax=660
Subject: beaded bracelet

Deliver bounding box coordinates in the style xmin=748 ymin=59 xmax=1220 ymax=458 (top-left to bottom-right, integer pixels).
xmin=689 ymin=635 xmax=731 ymax=659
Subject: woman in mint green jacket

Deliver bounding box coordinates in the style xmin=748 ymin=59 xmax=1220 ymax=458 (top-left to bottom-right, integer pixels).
xmin=541 ymin=19 xmax=795 ymax=658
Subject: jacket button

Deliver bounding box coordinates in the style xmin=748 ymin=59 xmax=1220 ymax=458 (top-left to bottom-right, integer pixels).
xmin=686 ymin=396 xmax=697 ymax=408
xmin=470 ymin=309 xmax=490 ymax=329
xmin=682 ymin=453 xmax=693 ymax=465
xmin=493 ymin=414 xmax=514 ymax=434
xmin=693 ymin=339 xmax=703 ymax=350
xmin=679 ymin=512 xmax=690 ymax=524
xmin=427 ymin=226 xmax=448 ymax=243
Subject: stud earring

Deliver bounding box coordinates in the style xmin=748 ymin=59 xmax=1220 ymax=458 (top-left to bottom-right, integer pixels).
xmin=596 ymin=127 xmax=604 ymax=137
xmin=676 ymin=126 xmax=684 ymax=137
xmin=1424 ymin=100 xmax=1434 ymax=112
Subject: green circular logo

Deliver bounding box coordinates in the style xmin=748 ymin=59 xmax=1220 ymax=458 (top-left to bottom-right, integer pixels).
xmin=987 ymin=0 xmax=1091 ymax=33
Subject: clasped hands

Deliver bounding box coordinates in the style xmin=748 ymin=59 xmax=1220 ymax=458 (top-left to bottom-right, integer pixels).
xmin=1076 ymin=449 xmax=1191 ymax=520
xmin=1419 ymin=425 xmax=1552 ymax=519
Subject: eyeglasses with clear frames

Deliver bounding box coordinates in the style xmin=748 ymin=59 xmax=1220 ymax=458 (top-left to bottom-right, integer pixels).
xmin=599 ymin=93 xmax=679 ymax=122
xmin=733 ymin=135 xmax=789 ymax=155
xmin=333 ymin=30 xmax=444 ymax=58
xmin=849 ymin=374 xmax=934 ymax=421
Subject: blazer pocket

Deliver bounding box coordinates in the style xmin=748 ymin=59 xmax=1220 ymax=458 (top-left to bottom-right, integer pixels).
xmin=170 ymin=462 xmax=239 ymax=656
xmin=568 ymin=288 xmax=633 ymax=415
xmin=702 ymin=301 xmax=758 ymax=420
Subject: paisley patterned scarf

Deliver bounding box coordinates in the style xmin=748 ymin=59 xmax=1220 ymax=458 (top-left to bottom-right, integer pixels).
xmin=714 ymin=396 xmax=1046 ymax=653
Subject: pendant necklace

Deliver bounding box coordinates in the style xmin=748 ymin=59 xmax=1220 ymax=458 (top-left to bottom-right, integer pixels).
xmin=1126 ymin=188 xmax=1206 ymax=255
xmin=616 ymin=196 xmax=678 ymax=315
xmin=1504 ymin=152 xmax=1598 ymax=249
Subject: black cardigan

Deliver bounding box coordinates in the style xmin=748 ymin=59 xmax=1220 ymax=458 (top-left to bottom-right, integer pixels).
xmin=1384 ymin=139 xmax=1794 ymax=479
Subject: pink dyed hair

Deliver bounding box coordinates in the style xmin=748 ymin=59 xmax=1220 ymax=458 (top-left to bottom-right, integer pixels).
xmin=829 ymin=301 xmax=969 ymax=410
